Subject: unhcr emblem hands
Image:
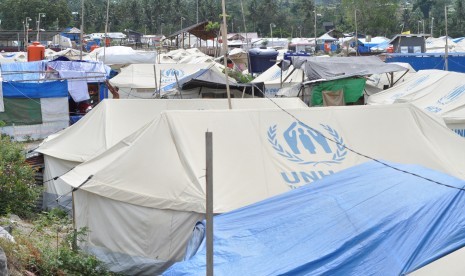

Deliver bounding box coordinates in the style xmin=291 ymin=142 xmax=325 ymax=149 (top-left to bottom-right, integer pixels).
xmin=268 ymin=122 xmax=347 ymax=166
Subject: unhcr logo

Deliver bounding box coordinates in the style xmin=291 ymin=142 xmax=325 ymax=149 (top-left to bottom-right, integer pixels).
xmin=268 ymin=122 xmax=348 ymax=188
xmin=161 ymin=69 xmax=185 ymax=79
xmin=406 ymin=75 xmax=430 ymax=91
xmin=437 ymin=84 xmax=465 ymax=105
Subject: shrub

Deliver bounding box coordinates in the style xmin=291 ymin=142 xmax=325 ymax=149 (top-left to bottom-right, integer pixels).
xmin=0 ymin=129 xmax=42 ymax=218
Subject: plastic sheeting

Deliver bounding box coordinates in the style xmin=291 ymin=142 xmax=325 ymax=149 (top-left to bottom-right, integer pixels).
xmin=165 ymin=161 xmax=465 ymax=275
xmin=47 ymin=61 xmax=110 ymax=82
xmin=288 ymin=56 xmax=408 ymax=81
xmin=0 ymin=60 xmax=47 ymax=81
xmin=0 ymin=98 xmax=42 ymax=125
xmin=2 ymin=80 xmax=68 ymax=98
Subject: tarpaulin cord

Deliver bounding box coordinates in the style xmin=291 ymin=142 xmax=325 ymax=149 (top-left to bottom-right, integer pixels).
xmin=255 ymin=85 xmax=465 ymax=192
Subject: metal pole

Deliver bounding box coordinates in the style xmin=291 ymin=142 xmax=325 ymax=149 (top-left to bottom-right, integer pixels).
xmin=314 ymin=10 xmax=317 ymax=53
xmin=196 ymin=0 xmax=199 ymax=24
xmin=80 ymin=0 xmax=85 ymax=60
xmin=422 ymin=20 xmax=425 ymax=34
xmin=205 ymin=131 xmax=214 ymax=276
xmin=445 ymin=6 xmax=448 ymax=71
xmin=431 ymin=17 xmax=434 ymax=37
xmin=221 ymin=0 xmax=232 ymax=109
xmin=355 ymin=9 xmax=358 ymax=56
xmin=36 ymin=15 xmax=40 ymax=41
xmin=103 ymin=0 xmax=110 ymax=63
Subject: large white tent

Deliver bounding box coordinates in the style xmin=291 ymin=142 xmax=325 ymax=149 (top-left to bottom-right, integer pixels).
xmin=367 ymin=69 xmax=465 ymax=136
xmin=58 ymin=104 xmax=465 ymax=274
xmin=36 ymin=98 xmax=309 ymax=209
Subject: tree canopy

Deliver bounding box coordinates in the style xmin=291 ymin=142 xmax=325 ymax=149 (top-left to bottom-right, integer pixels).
xmin=0 ymin=0 xmax=462 ymax=38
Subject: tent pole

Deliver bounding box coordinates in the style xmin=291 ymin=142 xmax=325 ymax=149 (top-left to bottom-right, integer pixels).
xmin=174 ymin=70 xmax=183 ymax=99
xmin=79 ymin=0 xmax=85 ymax=60
xmin=221 ymin=0 xmax=232 ymax=109
xmin=159 ymin=69 xmax=162 ymax=97
xmin=282 ymin=67 xmax=296 ymax=83
xmin=205 ymin=132 xmax=214 ymax=276
xmin=103 ymin=0 xmax=110 ymax=63
xmin=153 ymin=64 xmax=158 ymax=97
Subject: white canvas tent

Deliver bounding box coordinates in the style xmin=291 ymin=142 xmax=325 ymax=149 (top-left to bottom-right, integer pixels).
xmin=84 ymin=46 xmax=156 ymax=66
xmin=367 ymin=69 xmax=465 ymax=136
xmin=36 ymin=98 xmax=309 ymax=210
xmin=252 ymin=64 xmax=304 ymax=96
xmin=364 ymin=62 xmax=416 ymax=101
xmin=58 ymin=104 xmax=465 ymax=274
xmin=108 ymin=63 xmax=214 ymax=99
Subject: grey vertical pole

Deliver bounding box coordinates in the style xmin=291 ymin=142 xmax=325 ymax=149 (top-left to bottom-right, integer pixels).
xmin=79 ymin=0 xmax=85 ymax=60
xmin=205 ymin=132 xmax=213 ymax=276
xmin=445 ymin=5 xmax=449 ymax=71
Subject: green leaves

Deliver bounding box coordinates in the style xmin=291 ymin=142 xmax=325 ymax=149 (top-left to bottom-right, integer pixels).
xmin=0 ymin=135 xmax=41 ymax=218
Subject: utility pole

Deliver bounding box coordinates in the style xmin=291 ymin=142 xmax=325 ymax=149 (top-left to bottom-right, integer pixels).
xmin=221 ymin=0 xmax=232 ymax=109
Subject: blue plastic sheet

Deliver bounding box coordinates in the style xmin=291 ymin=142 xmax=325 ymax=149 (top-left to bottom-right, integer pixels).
xmin=2 ymin=80 xmax=68 ymax=98
xmin=165 ymin=161 xmax=465 ymax=275
xmin=0 ymin=61 xmax=47 ymax=81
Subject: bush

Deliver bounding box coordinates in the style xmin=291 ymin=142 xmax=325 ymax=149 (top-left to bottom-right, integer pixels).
xmin=0 ymin=132 xmax=42 ymax=218
xmin=0 ymin=210 xmax=118 ymax=275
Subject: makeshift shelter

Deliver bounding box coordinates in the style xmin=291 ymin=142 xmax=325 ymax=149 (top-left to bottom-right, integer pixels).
xmin=159 ymin=65 xmax=265 ymax=98
xmin=288 ymin=56 xmax=408 ymax=81
xmin=57 ymin=104 xmax=465 ymax=274
xmin=280 ymin=56 xmax=409 ymax=106
xmin=367 ymin=69 xmax=465 ymax=136
xmin=165 ymin=161 xmax=465 ymax=275
xmin=0 ymin=61 xmax=69 ymax=140
xmin=36 ymin=98 xmax=309 ymax=210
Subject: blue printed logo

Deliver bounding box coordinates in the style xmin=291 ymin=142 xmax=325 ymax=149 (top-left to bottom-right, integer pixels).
xmin=268 ymin=122 xmax=347 ymax=166
xmin=270 ymin=69 xmax=282 ymax=80
xmin=437 ymin=85 xmax=465 ymax=105
xmin=406 ymin=75 xmax=429 ymax=91
xmin=161 ymin=69 xmax=185 ymax=79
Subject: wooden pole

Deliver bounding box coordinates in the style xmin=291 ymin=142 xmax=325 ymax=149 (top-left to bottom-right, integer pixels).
xmin=206 ymin=132 xmax=214 ymax=276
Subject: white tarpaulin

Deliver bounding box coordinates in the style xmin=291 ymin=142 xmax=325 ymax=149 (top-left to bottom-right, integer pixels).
xmin=109 ymin=63 xmax=213 ymax=90
xmin=36 ymin=98 xmax=309 ymax=209
xmin=367 ymin=70 xmax=465 ymax=136
xmin=84 ymin=46 xmax=157 ymax=65
xmin=252 ymin=64 xmax=304 ymax=96
xmin=59 ymin=104 xmax=465 ymax=274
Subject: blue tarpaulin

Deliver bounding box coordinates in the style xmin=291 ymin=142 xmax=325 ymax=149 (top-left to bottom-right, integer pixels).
xmin=2 ymin=80 xmax=68 ymax=98
xmin=165 ymin=161 xmax=465 ymax=276
xmin=0 ymin=61 xmax=47 ymax=81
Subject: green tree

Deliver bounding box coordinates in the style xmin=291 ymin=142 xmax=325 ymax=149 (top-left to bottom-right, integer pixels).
xmin=0 ymin=132 xmax=41 ymax=218
xmin=0 ymin=0 xmax=71 ymax=30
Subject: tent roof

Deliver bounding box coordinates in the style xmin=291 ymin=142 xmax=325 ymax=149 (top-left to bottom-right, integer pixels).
xmin=165 ymin=161 xmax=465 ymax=275
xmin=59 ymin=104 xmax=465 ymax=213
xmin=288 ymin=56 xmax=408 ymax=81
xmin=166 ymin=21 xmax=217 ymax=41
xmin=36 ymin=98 xmax=309 ymax=162
xmin=367 ymin=69 xmax=465 ymax=123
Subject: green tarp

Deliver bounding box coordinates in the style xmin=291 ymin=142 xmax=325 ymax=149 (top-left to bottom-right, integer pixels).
xmin=311 ymin=78 xmax=366 ymax=106
xmin=0 ymin=98 xmax=42 ymax=126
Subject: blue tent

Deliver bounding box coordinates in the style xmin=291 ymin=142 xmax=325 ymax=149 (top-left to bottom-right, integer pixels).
xmin=165 ymin=161 xmax=465 ymax=275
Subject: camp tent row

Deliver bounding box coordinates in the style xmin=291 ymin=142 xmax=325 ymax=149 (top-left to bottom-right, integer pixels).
xmin=37 ymin=101 xmax=465 ymax=274
xmin=368 ymin=69 xmax=465 ymax=137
